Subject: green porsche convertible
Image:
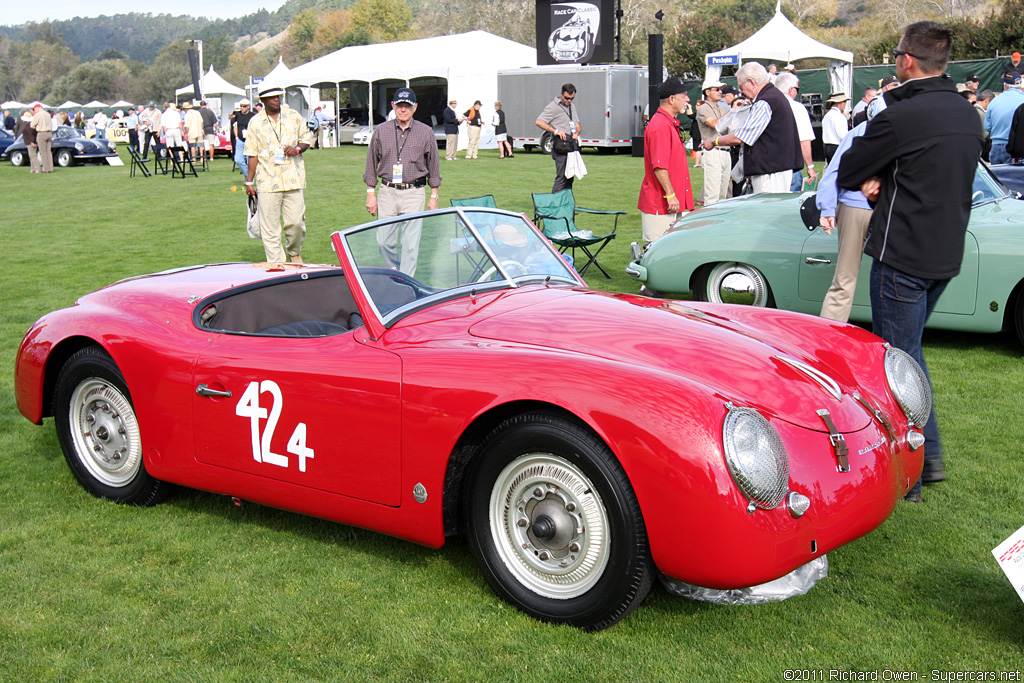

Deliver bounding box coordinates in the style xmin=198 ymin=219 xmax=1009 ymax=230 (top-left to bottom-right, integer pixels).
xmin=626 ymin=163 xmax=1024 ymax=347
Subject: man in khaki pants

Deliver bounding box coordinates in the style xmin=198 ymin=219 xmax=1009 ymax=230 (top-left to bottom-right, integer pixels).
xmin=244 ymin=85 xmax=312 ymax=263
xmin=31 ymin=104 xmax=53 ymax=173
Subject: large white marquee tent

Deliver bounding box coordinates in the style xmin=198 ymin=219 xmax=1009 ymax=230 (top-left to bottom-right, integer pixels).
xmin=704 ymin=3 xmax=853 ymax=98
xmin=275 ymin=30 xmax=536 ymax=139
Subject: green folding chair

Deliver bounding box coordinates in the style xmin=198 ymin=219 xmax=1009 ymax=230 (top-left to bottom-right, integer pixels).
xmin=450 ymin=195 xmax=499 ymax=280
xmin=531 ymin=189 xmax=624 ymax=278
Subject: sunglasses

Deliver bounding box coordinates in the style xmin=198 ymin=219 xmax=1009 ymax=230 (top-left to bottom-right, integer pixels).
xmin=893 ymin=49 xmax=921 ymax=60
xmin=563 ymin=95 xmax=575 ymax=100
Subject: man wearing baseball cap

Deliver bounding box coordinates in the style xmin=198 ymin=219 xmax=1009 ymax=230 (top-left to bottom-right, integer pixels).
xmin=233 ymin=98 xmax=253 ymax=176
xmin=364 ymin=87 xmax=442 ymax=276
xmin=30 ymin=103 xmax=54 ymax=173
xmin=637 ymin=78 xmax=694 ymax=244
xmin=244 ymin=84 xmax=312 ymax=264
xmin=985 ymin=72 xmax=1024 ymax=164
xmin=1002 ymin=51 xmax=1022 ymax=79
xmin=694 ymin=79 xmax=731 ymax=205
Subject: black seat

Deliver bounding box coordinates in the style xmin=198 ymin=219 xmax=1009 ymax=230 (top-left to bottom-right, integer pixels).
xmin=127 ymin=145 xmax=150 ymax=178
xmin=257 ymin=320 xmax=348 ymax=337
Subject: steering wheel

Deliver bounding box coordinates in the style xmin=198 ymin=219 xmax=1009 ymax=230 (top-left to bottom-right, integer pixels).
xmin=476 ymin=260 xmax=528 ymax=283
xmin=972 ymin=190 xmax=984 ymax=203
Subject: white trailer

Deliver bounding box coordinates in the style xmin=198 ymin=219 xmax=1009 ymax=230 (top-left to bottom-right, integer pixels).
xmin=497 ymin=64 xmax=649 ymax=153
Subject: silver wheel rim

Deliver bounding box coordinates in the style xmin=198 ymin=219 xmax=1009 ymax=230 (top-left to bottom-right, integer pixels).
xmin=489 ymin=453 xmax=610 ymax=599
xmin=708 ymin=263 xmax=769 ymax=307
xmin=57 ymin=151 xmax=71 ymax=166
xmin=68 ymin=378 xmax=142 ymax=487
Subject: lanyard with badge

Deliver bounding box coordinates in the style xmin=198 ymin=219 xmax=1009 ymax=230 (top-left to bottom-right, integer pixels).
xmin=269 ymin=116 xmax=288 ymax=165
xmin=392 ymin=121 xmax=410 ymax=183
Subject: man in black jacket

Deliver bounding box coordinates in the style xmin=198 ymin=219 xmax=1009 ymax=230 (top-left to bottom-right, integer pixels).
xmin=838 ymin=21 xmax=984 ymax=501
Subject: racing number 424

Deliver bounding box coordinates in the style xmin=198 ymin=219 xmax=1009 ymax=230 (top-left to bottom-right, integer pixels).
xmin=235 ymin=380 xmax=315 ymax=473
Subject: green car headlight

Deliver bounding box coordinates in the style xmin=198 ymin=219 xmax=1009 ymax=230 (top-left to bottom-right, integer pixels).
xmin=723 ymin=405 xmax=789 ymax=510
xmin=884 ymin=346 xmax=932 ymax=427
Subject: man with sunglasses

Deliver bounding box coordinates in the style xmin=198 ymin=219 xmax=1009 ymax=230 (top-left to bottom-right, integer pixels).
xmin=695 ymin=80 xmax=731 ymax=205
xmin=837 ymin=21 xmax=984 ymax=502
xmin=536 ymin=83 xmax=582 ymax=192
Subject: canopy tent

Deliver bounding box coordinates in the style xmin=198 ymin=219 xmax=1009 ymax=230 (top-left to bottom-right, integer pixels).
xmin=56 ymin=100 xmax=82 ymax=109
xmin=2 ymin=100 xmax=27 ymax=109
xmin=704 ymin=3 xmax=853 ymax=97
xmin=83 ymin=100 xmax=109 ymax=108
xmin=110 ymin=100 xmax=134 ymax=108
xmin=278 ymin=30 xmax=536 ymax=143
xmin=176 ymin=66 xmax=246 ymax=121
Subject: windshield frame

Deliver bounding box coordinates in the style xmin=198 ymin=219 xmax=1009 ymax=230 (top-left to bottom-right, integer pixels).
xmin=331 ymin=207 xmax=583 ymax=334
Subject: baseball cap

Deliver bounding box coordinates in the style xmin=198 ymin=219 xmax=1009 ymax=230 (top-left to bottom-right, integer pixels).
xmin=393 ymin=87 xmax=417 ymax=105
xmin=879 ymin=75 xmax=899 ymax=89
xmin=657 ymin=78 xmax=693 ymax=99
xmin=1002 ymin=72 xmax=1021 ymax=86
xmin=239 ymin=98 xmax=251 ymax=106
xmin=721 ymin=84 xmax=738 ymax=96
xmin=1014 ymin=52 xmax=1021 ymax=60
xmin=965 ymin=74 xmax=980 ymax=82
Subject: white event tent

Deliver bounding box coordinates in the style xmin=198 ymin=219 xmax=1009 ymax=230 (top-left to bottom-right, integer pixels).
xmin=177 ymin=66 xmax=247 ymax=120
xmin=277 ymin=30 xmax=536 ymax=143
xmin=704 ymin=2 xmax=853 ymax=98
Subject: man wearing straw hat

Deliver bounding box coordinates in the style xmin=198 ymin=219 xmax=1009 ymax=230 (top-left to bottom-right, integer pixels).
xmin=822 ymin=92 xmax=850 ymax=163
xmin=244 ymin=84 xmax=312 ymax=264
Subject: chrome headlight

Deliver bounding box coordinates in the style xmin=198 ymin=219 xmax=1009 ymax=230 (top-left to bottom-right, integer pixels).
xmin=74 ymin=142 xmax=84 ymax=151
xmin=723 ymin=406 xmax=789 ymax=510
xmin=884 ymin=346 xmax=932 ymax=426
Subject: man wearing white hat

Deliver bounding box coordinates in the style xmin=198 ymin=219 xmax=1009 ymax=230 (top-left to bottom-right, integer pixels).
xmin=822 ymin=92 xmax=851 ymax=163
xmin=694 ymin=80 xmax=731 ymax=205
xmin=244 ymin=85 xmax=312 ymax=264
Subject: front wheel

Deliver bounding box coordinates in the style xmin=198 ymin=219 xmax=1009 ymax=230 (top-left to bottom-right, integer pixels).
xmin=696 ymin=262 xmax=775 ymax=307
xmin=56 ymin=149 xmax=74 ymax=167
xmin=463 ymin=411 xmax=654 ymax=631
xmin=53 ymin=346 xmax=169 ymax=506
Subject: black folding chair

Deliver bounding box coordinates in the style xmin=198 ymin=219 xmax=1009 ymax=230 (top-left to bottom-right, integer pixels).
xmin=168 ymin=146 xmax=198 ymax=178
xmin=127 ymin=145 xmax=151 ymax=178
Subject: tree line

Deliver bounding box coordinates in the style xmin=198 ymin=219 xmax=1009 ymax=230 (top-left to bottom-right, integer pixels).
xmin=2 ymin=0 xmax=1023 ymax=107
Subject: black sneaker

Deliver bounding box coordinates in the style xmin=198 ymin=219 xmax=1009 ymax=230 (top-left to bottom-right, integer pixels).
xmin=922 ymin=459 xmax=946 ymax=484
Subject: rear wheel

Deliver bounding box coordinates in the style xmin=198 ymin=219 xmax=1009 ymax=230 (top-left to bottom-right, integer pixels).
xmin=540 ymin=132 xmax=554 ymax=155
xmin=696 ymin=262 xmax=775 ymax=307
xmin=10 ymin=150 xmax=25 ymax=167
xmin=54 ymin=346 xmax=168 ymax=506
xmin=464 ymin=411 xmax=654 ymax=631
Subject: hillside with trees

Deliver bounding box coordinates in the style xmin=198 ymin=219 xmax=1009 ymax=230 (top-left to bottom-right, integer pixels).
xmin=1 ymin=0 xmax=1021 ymax=106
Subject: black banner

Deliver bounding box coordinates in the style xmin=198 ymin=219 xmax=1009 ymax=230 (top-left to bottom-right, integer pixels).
xmin=536 ymin=0 xmax=614 ymax=65
xmin=187 ymin=48 xmax=202 ymax=100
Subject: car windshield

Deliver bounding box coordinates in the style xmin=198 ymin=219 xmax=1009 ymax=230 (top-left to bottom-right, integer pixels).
xmin=336 ymin=207 xmax=579 ymax=322
xmin=974 ymin=162 xmax=1010 ymax=205
xmin=55 ymin=126 xmax=75 ymax=140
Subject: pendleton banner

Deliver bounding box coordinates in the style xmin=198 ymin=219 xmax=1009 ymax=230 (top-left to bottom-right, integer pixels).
xmin=536 ymin=0 xmax=615 ymax=65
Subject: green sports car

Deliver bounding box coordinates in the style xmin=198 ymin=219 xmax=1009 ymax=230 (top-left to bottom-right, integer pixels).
xmin=626 ymin=163 xmax=1024 ymax=347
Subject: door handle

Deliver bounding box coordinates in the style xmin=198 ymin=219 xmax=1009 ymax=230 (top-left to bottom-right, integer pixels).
xmin=805 ymin=257 xmax=832 ymax=264
xmin=196 ymin=383 xmax=232 ymax=398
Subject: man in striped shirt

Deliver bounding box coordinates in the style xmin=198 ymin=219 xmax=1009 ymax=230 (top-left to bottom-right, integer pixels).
xmin=364 ymin=87 xmax=442 ymax=276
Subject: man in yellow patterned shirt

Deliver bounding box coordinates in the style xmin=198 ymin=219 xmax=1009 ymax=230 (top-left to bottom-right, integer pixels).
xmin=244 ymin=85 xmax=312 ymax=263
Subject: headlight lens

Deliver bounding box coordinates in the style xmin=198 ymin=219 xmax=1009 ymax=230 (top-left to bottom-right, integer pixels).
xmin=723 ymin=406 xmax=789 ymax=510
xmin=74 ymin=142 xmax=84 ymax=151
xmin=884 ymin=346 xmax=932 ymax=426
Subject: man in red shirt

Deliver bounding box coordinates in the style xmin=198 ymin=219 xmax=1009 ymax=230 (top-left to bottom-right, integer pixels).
xmin=638 ymin=78 xmax=694 ymax=244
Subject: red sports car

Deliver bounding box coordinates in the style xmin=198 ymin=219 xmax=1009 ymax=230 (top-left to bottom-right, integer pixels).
xmin=15 ymin=207 xmax=930 ymax=630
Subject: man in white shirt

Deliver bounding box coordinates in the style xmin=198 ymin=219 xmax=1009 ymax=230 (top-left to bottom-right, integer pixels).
xmin=774 ymin=72 xmax=818 ymax=191
xmin=850 ymin=87 xmax=876 ymax=121
xmin=822 ymin=93 xmax=850 ymax=163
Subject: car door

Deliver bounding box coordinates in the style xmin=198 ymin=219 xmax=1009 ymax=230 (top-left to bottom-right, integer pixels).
xmin=797 ymin=220 xmax=979 ymax=316
xmin=192 ymin=332 xmax=403 ymax=506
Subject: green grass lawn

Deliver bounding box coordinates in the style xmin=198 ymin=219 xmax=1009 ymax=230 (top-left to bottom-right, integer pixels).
xmin=1 ymin=145 xmax=1022 ymax=682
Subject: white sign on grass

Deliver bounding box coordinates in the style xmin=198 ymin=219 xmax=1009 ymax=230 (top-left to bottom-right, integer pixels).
xmin=992 ymin=522 xmax=1024 ymax=604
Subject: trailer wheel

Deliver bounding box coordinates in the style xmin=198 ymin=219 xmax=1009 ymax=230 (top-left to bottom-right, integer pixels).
xmin=541 ymin=132 xmax=554 ymax=155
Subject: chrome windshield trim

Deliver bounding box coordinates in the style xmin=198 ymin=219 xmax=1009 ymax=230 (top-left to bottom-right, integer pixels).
xmin=452 ymin=206 xmax=518 ymax=288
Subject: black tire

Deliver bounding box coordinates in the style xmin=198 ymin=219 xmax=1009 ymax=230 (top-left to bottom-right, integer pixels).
xmin=10 ymin=150 xmax=25 ymax=167
xmin=695 ymin=262 xmax=775 ymax=307
xmin=540 ymin=131 xmax=554 ymax=155
xmin=56 ymin=149 xmax=74 ymax=167
xmin=463 ymin=411 xmax=654 ymax=631
xmin=54 ymin=346 xmax=169 ymax=506
xmin=1014 ymin=287 xmax=1024 ymax=349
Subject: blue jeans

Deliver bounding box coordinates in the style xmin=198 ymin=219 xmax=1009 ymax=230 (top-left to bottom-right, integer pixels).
xmin=869 ymin=260 xmax=947 ymax=474
xmin=990 ymin=142 xmax=1011 ymax=165
xmin=234 ymin=143 xmax=246 ymax=175
xmin=790 ymin=171 xmax=803 ymax=191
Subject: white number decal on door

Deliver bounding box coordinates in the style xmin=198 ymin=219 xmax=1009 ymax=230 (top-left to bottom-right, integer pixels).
xmin=235 ymin=380 xmax=314 ymax=472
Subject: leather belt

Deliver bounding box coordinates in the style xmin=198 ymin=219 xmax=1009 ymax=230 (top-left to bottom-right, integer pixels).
xmin=381 ymin=178 xmax=425 ymax=190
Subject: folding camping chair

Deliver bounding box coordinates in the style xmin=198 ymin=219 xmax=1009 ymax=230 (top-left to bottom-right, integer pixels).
xmin=450 ymin=195 xmax=499 ymax=281
xmin=531 ymin=189 xmax=624 ymax=278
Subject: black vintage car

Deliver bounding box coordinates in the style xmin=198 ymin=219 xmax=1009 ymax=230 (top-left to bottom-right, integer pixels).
xmin=2 ymin=125 xmax=118 ymax=167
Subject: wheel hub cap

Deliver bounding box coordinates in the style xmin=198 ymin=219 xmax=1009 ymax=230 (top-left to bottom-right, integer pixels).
xmin=69 ymin=379 xmax=141 ymax=486
xmin=490 ymin=453 xmax=610 ymax=599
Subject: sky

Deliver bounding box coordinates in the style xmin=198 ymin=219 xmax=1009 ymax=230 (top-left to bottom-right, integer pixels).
xmin=2 ymin=1 xmax=288 ymax=27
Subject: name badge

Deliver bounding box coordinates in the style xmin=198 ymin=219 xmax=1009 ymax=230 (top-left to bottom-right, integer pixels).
xmin=274 ymin=146 xmax=286 ymax=165
xmin=392 ymin=163 xmax=403 ymax=184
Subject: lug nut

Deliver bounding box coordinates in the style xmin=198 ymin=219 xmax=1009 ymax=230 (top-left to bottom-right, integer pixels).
xmin=565 ymin=502 xmax=576 ymax=512
xmin=517 ymin=518 xmax=529 ymax=527
xmin=569 ymin=542 xmax=580 ymax=552
xmin=538 ymin=551 xmax=549 ymax=561
xmin=533 ymin=487 xmax=544 ymax=498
